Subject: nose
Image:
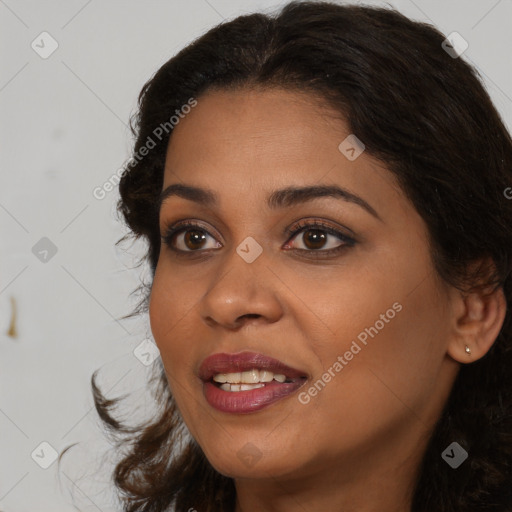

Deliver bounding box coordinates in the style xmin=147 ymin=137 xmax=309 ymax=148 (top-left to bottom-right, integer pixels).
xmin=199 ymin=247 xmax=283 ymax=330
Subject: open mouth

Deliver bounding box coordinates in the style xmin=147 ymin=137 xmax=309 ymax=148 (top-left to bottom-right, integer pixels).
xmin=198 ymin=351 xmax=308 ymax=413
xmin=210 ymin=368 xmax=303 ymax=392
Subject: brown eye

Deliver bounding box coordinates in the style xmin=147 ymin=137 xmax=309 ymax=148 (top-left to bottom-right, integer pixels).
xmin=302 ymin=229 xmax=328 ymax=250
xmin=183 ymin=230 xmax=207 ymax=250
xmin=286 ymin=222 xmax=354 ymax=253
xmin=162 ymin=222 xmax=222 ymax=252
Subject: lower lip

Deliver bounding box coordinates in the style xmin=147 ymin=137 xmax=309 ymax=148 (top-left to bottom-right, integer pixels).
xmin=203 ymin=379 xmax=306 ymax=413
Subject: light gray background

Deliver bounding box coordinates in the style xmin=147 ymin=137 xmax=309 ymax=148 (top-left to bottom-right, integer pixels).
xmin=1 ymin=0 xmax=511 ymax=510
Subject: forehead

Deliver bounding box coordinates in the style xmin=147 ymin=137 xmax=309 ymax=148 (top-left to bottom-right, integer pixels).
xmin=166 ymin=87 xmax=339 ymax=163
xmin=162 ymin=87 xmax=403 ymax=218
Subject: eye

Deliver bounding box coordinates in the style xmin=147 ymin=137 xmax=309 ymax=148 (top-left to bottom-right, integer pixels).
xmin=162 ymin=220 xmax=221 ymax=252
xmin=284 ymin=220 xmax=355 ymax=255
xmin=161 ymin=218 xmax=356 ymax=257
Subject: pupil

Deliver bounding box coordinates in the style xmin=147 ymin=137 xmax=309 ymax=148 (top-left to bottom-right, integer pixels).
xmin=304 ymin=229 xmax=326 ymax=249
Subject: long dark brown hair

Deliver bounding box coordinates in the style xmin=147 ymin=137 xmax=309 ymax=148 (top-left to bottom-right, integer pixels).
xmin=61 ymin=1 xmax=512 ymax=510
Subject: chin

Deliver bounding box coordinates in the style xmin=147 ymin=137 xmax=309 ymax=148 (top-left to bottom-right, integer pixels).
xmin=199 ymin=440 xmax=302 ymax=480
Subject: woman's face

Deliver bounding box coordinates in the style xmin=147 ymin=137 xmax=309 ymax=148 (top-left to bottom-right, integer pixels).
xmin=149 ymin=87 xmax=460 ymax=482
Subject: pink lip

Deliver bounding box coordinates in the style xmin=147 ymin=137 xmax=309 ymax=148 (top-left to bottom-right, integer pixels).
xmin=198 ymin=351 xmax=308 ymax=414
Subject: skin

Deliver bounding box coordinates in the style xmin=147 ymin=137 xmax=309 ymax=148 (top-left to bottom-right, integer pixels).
xmin=148 ymin=87 xmax=506 ymax=512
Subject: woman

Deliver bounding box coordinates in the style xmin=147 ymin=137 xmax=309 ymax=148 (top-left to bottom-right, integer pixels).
xmin=89 ymin=1 xmax=512 ymax=510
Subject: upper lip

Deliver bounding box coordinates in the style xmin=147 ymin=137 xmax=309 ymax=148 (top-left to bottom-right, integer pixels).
xmin=198 ymin=351 xmax=308 ymax=381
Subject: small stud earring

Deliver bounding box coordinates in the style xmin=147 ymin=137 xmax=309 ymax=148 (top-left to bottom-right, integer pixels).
xmin=465 ymin=345 xmax=472 ymax=355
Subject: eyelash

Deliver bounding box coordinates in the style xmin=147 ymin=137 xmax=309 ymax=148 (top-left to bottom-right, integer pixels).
xmin=161 ymin=219 xmax=356 ymax=258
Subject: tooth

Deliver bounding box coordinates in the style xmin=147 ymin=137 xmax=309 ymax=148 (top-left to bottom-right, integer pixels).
xmin=214 ymin=370 xmax=288 ymax=386
xmin=219 ymin=382 xmax=267 ymax=392
xmin=241 ymin=369 xmax=260 ymax=383
xmin=240 ymin=383 xmax=262 ymax=391
xmin=260 ymin=370 xmax=274 ymax=382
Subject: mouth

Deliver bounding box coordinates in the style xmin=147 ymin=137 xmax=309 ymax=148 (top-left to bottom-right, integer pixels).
xmin=198 ymin=351 xmax=308 ymax=413
xmin=212 ymin=368 xmax=298 ymax=391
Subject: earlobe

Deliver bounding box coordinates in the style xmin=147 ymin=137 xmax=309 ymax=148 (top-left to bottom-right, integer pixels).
xmin=447 ymin=284 xmax=507 ymax=364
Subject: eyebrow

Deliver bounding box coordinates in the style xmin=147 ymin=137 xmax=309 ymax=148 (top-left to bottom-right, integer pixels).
xmin=158 ymin=183 xmax=382 ymax=221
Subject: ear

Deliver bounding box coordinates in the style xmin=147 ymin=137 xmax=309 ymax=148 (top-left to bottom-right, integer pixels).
xmin=447 ymin=263 xmax=507 ymax=364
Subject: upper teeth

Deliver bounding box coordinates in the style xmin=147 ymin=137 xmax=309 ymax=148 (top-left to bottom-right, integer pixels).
xmin=213 ymin=369 xmax=287 ymax=384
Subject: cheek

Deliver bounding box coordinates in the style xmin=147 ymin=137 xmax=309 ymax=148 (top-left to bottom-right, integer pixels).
xmin=148 ymin=273 xmax=199 ymax=410
xmin=149 ymin=262 xmax=193 ymax=335
xmin=148 ymin=266 xmax=194 ymax=366
xmin=324 ymin=290 xmax=448 ymax=423
xmin=296 ymin=304 xmax=444 ymax=452
xmin=297 ymin=256 xmax=448 ymax=424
